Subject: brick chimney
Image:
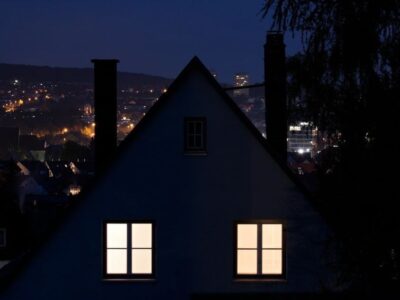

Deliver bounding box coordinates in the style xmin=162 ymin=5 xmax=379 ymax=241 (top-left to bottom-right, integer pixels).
xmin=264 ymin=31 xmax=287 ymax=160
xmin=91 ymin=59 xmax=119 ymax=174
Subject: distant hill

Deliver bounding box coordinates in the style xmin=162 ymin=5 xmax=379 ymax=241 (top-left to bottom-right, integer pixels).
xmin=0 ymin=63 xmax=172 ymax=87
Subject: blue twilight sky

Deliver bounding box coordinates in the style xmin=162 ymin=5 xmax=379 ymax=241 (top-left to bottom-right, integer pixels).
xmin=0 ymin=0 xmax=302 ymax=83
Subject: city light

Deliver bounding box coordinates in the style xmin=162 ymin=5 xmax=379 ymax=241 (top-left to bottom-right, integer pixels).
xmin=289 ymin=125 xmax=301 ymax=131
xmin=68 ymin=185 xmax=81 ymax=196
xmin=81 ymin=125 xmax=95 ymax=138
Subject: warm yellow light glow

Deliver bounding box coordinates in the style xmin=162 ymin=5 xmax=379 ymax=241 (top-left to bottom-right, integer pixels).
xmin=132 ymin=249 xmax=152 ymax=274
xmin=131 ymin=224 xmax=152 ymax=248
xmin=106 ymin=222 xmax=153 ymax=276
xmin=68 ymin=185 xmax=81 ymax=196
xmin=237 ymin=224 xmax=257 ymax=248
xmin=262 ymin=249 xmax=282 ymax=274
xmin=237 ymin=223 xmax=284 ymax=276
xmin=262 ymin=224 xmax=283 ymax=275
xmin=131 ymin=223 xmax=152 ymax=274
xmin=107 ymin=249 xmax=127 ymax=274
xmin=107 ymin=224 xmax=127 ymax=248
xmin=81 ymin=125 xmax=95 ymax=138
xmin=262 ymin=224 xmax=282 ymax=249
xmin=237 ymin=224 xmax=258 ymax=275
xmin=237 ymin=250 xmax=257 ymax=274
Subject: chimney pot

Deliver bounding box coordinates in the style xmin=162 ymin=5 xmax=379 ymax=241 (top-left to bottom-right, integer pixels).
xmin=264 ymin=32 xmax=287 ymax=160
xmin=92 ymin=59 xmax=119 ymax=174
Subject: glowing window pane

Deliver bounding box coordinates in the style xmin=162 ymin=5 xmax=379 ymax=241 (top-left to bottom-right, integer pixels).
xmin=237 ymin=224 xmax=257 ymax=248
xmin=107 ymin=224 xmax=127 ymax=248
xmin=131 ymin=223 xmax=152 ymax=248
xmin=237 ymin=250 xmax=257 ymax=274
xmin=132 ymin=249 xmax=152 ymax=274
xmin=262 ymin=224 xmax=282 ymax=249
xmin=107 ymin=249 xmax=127 ymax=274
xmin=262 ymin=249 xmax=282 ymax=274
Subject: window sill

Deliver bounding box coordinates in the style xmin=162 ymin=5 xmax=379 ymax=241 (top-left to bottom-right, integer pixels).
xmin=233 ymin=277 xmax=287 ymax=283
xmin=102 ymin=278 xmax=156 ymax=283
xmin=184 ymin=152 xmax=208 ymax=156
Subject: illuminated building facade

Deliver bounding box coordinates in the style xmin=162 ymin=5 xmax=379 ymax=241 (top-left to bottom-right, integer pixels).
xmin=287 ymin=122 xmax=317 ymax=156
xmin=83 ymin=103 xmax=93 ymax=116
xmin=233 ymin=73 xmax=250 ymax=97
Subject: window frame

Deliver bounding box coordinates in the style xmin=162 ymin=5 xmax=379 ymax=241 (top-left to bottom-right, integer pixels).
xmin=103 ymin=220 xmax=155 ymax=280
xmin=184 ymin=117 xmax=207 ymax=154
xmin=233 ymin=220 xmax=286 ymax=281
xmin=0 ymin=228 xmax=6 ymax=248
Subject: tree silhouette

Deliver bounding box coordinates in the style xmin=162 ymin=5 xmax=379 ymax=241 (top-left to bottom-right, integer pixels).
xmin=263 ymin=0 xmax=400 ymax=294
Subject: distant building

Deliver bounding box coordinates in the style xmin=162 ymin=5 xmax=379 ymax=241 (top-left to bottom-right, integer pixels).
xmin=287 ymin=122 xmax=317 ymax=156
xmin=233 ymin=73 xmax=249 ymax=97
xmin=83 ymin=103 xmax=93 ymax=116
xmin=19 ymin=135 xmax=46 ymax=162
xmin=0 ymin=128 xmax=48 ymax=161
xmin=0 ymin=127 xmax=19 ymax=159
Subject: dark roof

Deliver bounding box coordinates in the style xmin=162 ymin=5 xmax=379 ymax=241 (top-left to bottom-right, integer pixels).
xmin=0 ymin=127 xmax=19 ymax=158
xmin=19 ymin=135 xmax=44 ymax=152
xmin=0 ymin=127 xmax=19 ymax=142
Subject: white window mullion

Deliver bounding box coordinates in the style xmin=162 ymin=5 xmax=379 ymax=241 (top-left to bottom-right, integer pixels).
xmin=236 ymin=222 xmax=284 ymax=278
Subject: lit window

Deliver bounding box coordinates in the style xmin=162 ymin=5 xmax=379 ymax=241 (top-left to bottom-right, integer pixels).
xmin=184 ymin=117 xmax=207 ymax=153
xmin=235 ymin=222 xmax=284 ymax=279
xmin=104 ymin=222 xmax=154 ymax=279
xmin=0 ymin=228 xmax=6 ymax=248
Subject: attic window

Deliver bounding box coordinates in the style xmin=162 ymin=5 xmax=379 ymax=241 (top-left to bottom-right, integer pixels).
xmin=184 ymin=117 xmax=207 ymax=154
xmin=0 ymin=228 xmax=6 ymax=248
xmin=235 ymin=222 xmax=285 ymax=280
xmin=104 ymin=222 xmax=154 ymax=279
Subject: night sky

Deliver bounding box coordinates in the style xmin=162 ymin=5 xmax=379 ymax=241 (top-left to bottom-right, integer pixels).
xmin=0 ymin=0 xmax=301 ymax=83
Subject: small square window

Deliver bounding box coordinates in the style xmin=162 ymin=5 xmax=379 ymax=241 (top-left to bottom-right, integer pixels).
xmin=184 ymin=117 xmax=207 ymax=154
xmin=0 ymin=228 xmax=6 ymax=248
xmin=104 ymin=221 xmax=154 ymax=279
xmin=235 ymin=221 xmax=285 ymax=280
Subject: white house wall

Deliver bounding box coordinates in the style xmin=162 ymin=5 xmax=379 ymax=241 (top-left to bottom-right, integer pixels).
xmin=2 ymin=65 xmax=336 ymax=299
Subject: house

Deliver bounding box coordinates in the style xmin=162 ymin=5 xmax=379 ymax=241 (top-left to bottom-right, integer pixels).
xmin=0 ymin=127 xmax=19 ymax=160
xmin=19 ymin=135 xmax=46 ymax=162
xmin=0 ymin=55 xmax=340 ymax=299
xmin=0 ymin=161 xmax=26 ymax=263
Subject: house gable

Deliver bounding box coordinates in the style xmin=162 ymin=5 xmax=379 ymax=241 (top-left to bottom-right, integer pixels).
xmin=1 ymin=57 xmax=336 ymax=299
